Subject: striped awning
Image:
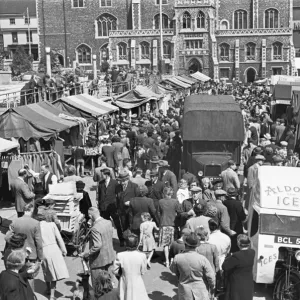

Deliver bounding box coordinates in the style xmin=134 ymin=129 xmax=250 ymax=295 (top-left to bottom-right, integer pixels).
xmin=165 ymin=77 xmax=191 ymax=89
xmin=176 ymin=75 xmax=195 ymax=85
xmin=54 ymin=94 xmax=118 ymax=120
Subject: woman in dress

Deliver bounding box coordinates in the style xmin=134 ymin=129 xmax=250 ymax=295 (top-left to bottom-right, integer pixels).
xmin=222 ymin=234 xmax=255 ymax=300
xmin=113 ymin=234 xmax=148 ymax=300
xmin=34 ymin=214 xmax=69 ymax=300
xmin=158 ymin=187 xmax=182 ymax=267
xmin=139 ymin=212 xmax=159 ymax=269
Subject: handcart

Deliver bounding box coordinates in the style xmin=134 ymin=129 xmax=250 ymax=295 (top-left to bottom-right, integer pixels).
xmin=44 ymin=181 xmax=88 ymax=256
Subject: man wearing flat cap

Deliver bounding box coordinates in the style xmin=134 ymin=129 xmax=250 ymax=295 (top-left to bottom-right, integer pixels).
xmin=159 ymin=160 xmax=178 ymax=195
xmin=146 ymin=169 xmax=164 ymax=209
xmin=221 ymin=160 xmax=240 ymax=192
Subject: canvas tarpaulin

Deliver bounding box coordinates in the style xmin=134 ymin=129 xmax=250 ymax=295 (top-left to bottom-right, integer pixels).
xmin=0 ymin=137 xmax=19 ymax=152
xmin=183 ymin=95 xmax=244 ymax=141
xmin=190 ymin=71 xmax=211 ymax=82
xmin=165 ymin=77 xmax=191 ymax=89
xmin=53 ymin=94 xmax=118 ymax=123
xmin=114 ymin=88 xmax=158 ymax=110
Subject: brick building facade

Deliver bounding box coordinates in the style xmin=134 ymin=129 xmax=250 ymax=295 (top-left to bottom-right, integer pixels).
xmin=37 ymin=0 xmax=294 ymax=82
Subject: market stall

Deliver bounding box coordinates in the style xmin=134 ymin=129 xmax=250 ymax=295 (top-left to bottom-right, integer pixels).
xmin=0 ymin=138 xmax=20 ymax=153
xmin=190 ymin=71 xmax=211 ymax=82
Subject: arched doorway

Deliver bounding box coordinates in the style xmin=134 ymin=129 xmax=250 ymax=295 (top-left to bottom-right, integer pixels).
xmin=57 ymin=54 xmax=64 ymax=67
xmin=246 ymin=68 xmax=256 ymax=83
xmin=188 ymin=58 xmax=202 ymax=74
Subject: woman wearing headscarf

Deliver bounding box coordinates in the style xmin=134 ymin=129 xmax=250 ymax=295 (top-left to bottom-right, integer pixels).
xmin=222 ymin=234 xmax=255 ymax=300
xmin=113 ymin=234 xmax=148 ymax=300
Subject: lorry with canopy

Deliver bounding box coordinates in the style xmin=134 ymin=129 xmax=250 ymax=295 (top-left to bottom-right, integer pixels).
xmin=182 ymin=95 xmax=244 ymax=179
xmin=247 ymin=166 xmax=300 ymax=300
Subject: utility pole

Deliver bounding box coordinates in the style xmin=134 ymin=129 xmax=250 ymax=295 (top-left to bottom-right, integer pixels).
xmin=27 ymin=7 xmax=31 ymax=56
xmin=159 ymin=0 xmax=165 ymax=74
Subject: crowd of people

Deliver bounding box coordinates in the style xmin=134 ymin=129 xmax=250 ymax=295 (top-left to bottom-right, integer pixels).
xmin=1 ymin=78 xmax=298 ymax=300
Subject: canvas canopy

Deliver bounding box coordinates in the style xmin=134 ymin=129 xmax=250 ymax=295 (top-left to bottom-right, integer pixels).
xmin=165 ymin=77 xmax=191 ymax=89
xmin=0 ymin=137 xmax=19 ymax=152
xmin=114 ymin=88 xmax=158 ymax=110
xmin=190 ymin=71 xmax=211 ymax=82
xmin=176 ymin=76 xmax=195 ymax=85
xmin=183 ymin=95 xmax=244 ymax=141
xmin=53 ymin=94 xmax=118 ymax=123
xmin=0 ymin=102 xmax=79 ymax=142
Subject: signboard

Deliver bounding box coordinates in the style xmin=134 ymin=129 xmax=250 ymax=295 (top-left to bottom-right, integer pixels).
xmin=275 ymin=100 xmax=291 ymax=105
xmin=274 ymin=235 xmax=300 ymax=245
xmin=256 ymin=166 xmax=300 ymax=211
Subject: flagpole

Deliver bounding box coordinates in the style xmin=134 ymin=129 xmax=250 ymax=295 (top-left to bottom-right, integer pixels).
xmin=27 ymin=7 xmax=31 ymax=56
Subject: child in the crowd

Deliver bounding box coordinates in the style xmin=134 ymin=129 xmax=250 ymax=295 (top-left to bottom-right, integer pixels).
xmin=139 ymin=212 xmax=159 ymax=269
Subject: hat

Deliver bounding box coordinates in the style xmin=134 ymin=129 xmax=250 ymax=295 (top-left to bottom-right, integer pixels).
xmin=117 ymin=170 xmax=130 ymax=181
xmin=289 ymin=125 xmax=295 ymax=130
xmin=212 ymin=178 xmax=223 ymax=185
xmin=272 ymin=155 xmax=284 ymax=163
xmin=214 ymin=189 xmax=227 ymax=197
xmin=131 ymin=114 xmax=137 ymax=119
xmin=76 ymin=180 xmax=86 ymax=191
xmin=150 ymin=169 xmax=159 ymax=176
xmin=139 ymin=185 xmax=148 ymax=194
xmin=183 ymin=232 xmax=200 ymax=248
xmin=280 ymin=141 xmax=288 ymax=147
xmin=253 ymin=147 xmax=263 ymax=155
xmin=255 ymin=154 xmax=266 ymax=161
xmin=9 ymin=233 xmax=27 ymax=249
xmin=227 ymin=187 xmax=237 ymax=197
xmin=150 ymin=156 xmax=160 ymax=163
xmin=190 ymin=186 xmax=202 ymax=193
xmin=158 ymin=160 xmax=170 ymax=167
xmin=264 ymin=133 xmax=271 ymax=140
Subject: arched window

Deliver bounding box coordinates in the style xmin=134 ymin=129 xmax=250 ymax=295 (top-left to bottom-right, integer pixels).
xmin=220 ymin=20 xmax=229 ymax=30
xmin=246 ymin=42 xmax=256 ymax=60
xmin=140 ymin=41 xmax=150 ymax=59
xmin=183 ymin=11 xmax=191 ymax=29
xmin=118 ymin=42 xmax=127 ymax=60
xmin=219 ymin=43 xmax=230 ymax=61
xmin=97 ymin=13 xmax=117 ymax=37
xmin=196 ymin=11 xmax=205 ymax=28
xmin=163 ymin=41 xmax=172 ymax=59
xmin=100 ymin=43 xmax=109 ymax=61
xmin=273 ymin=42 xmax=282 ymax=60
xmin=234 ymin=10 xmax=247 ymax=29
xmin=265 ymin=9 xmax=279 ymax=28
xmin=76 ymin=44 xmax=91 ymax=64
xmin=154 ymin=14 xmax=169 ymax=29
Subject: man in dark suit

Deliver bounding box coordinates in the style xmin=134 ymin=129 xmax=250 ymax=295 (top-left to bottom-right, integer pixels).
xmin=159 ymin=160 xmax=178 ymax=195
xmin=93 ymin=156 xmax=115 ymax=183
xmin=81 ymin=207 xmax=116 ymax=289
xmin=126 ymin=125 xmax=136 ymax=159
xmin=223 ymin=188 xmax=247 ymax=253
xmin=5 ymin=203 xmax=43 ymax=291
xmin=10 ymin=169 xmax=35 ymax=217
xmin=146 ymin=169 xmax=164 ymax=209
xmin=97 ymin=169 xmax=124 ymax=245
xmin=116 ymin=171 xmax=139 ymax=231
xmin=129 ymin=185 xmax=159 ymax=236
xmin=101 ymin=140 xmax=115 ymax=169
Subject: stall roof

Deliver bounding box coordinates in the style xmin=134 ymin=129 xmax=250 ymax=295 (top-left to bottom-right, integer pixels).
xmin=114 ymin=88 xmax=158 ymax=110
xmin=53 ymin=94 xmax=119 ymax=122
xmin=165 ymin=77 xmax=191 ymax=89
xmin=183 ymin=95 xmax=244 ymax=141
xmin=181 ymin=74 xmax=198 ymax=83
xmin=273 ymin=85 xmax=293 ymax=100
xmin=176 ymin=76 xmax=195 ymax=85
xmin=190 ymin=71 xmax=211 ymax=82
xmin=0 ymin=108 xmax=57 ymax=140
xmin=0 ymin=137 xmax=19 ymax=153
xmin=134 ymin=85 xmax=163 ymax=99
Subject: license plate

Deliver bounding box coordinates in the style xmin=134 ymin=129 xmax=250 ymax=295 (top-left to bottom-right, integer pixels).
xmin=274 ymin=235 xmax=300 ymax=245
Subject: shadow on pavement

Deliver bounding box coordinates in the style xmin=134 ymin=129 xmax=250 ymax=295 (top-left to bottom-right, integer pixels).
xmin=159 ymin=271 xmax=177 ymax=286
xmin=148 ymin=291 xmax=177 ymax=300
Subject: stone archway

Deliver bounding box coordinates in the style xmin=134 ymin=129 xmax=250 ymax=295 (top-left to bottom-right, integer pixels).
xmin=246 ymin=67 xmax=256 ymax=83
xmin=188 ymin=58 xmax=202 ymax=74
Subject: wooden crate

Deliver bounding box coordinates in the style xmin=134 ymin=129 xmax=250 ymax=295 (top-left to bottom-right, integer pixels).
xmin=57 ymin=211 xmax=83 ymax=233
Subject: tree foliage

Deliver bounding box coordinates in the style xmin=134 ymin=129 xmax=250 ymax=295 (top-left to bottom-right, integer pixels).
xmin=10 ymin=46 xmax=33 ymax=76
xmin=38 ymin=50 xmax=62 ymax=74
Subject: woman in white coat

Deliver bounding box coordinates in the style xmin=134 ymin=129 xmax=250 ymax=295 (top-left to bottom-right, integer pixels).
xmin=35 ymin=214 xmax=69 ymax=300
xmin=114 ymin=234 xmax=148 ymax=300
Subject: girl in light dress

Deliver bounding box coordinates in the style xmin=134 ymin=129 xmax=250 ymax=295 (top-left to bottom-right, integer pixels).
xmin=139 ymin=212 xmax=159 ymax=269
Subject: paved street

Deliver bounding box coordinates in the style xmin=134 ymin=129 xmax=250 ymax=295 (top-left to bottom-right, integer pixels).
xmin=0 ymin=176 xmax=272 ymax=300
